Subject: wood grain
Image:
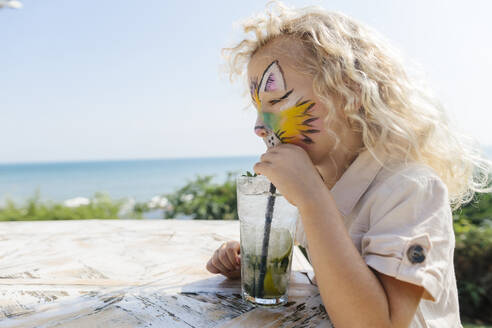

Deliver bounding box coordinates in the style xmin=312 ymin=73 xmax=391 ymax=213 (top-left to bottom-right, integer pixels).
xmin=0 ymin=220 xmax=332 ymax=327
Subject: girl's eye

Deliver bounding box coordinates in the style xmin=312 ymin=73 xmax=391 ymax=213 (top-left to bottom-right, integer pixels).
xmin=268 ymin=89 xmax=293 ymax=105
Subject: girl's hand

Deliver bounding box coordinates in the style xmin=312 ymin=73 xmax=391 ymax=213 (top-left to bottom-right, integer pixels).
xmin=206 ymin=241 xmax=241 ymax=279
xmin=253 ymin=144 xmax=325 ymax=209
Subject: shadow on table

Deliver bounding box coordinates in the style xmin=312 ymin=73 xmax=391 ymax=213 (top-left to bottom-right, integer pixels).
xmin=0 ymin=273 xmax=328 ymax=328
xmin=177 ymin=271 xmax=332 ymax=328
xmin=180 ymin=274 xmax=241 ymax=294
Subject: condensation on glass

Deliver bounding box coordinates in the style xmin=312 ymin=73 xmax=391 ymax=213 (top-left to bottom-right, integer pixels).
xmin=237 ymin=175 xmax=298 ymax=307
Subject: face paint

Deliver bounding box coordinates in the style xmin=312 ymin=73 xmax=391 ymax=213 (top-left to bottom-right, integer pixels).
xmin=250 ymin=60 xmax=320 ymax=147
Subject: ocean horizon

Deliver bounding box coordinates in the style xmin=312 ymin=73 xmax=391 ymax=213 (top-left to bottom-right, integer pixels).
xmin=0 ymin=156 xmax=259 ymax=205
xmin=2 ymin=146 xmax=491 ymax=207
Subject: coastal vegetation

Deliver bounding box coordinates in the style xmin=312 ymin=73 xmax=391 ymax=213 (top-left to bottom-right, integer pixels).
xmin=0 ymin=173 xmax=491 ymax=324
xmin=0 ymin=192 xmax=126 ymax=221
xmin=454 ymin=193 xmax=492 ymax=324
xmin=162 ymin=173 xmax=237 ymax=220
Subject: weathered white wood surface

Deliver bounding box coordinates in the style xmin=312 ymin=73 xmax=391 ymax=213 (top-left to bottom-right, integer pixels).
xmin=0 ymin=220 xmax=332 ymax=327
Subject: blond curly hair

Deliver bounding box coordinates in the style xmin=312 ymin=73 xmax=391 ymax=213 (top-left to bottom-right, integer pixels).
xmin=223 ymin=1 xmax=491 ymax=209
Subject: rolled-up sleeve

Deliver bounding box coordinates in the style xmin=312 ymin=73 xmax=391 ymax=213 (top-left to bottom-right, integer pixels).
xmin=361 ymin=174 xmax=454 ymax=303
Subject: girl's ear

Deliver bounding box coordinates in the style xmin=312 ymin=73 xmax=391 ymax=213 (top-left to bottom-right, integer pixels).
xmin=258 ymin=60 xmax=286 ymax=94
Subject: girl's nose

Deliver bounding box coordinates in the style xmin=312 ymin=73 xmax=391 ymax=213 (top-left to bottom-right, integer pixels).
xmin=254 ymin=116 xmax=268 ymax=137
xmin=254 ymin=125 xmax=268 ymax=137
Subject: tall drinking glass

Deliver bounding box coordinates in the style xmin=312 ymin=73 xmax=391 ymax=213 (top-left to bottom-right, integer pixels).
xmin=237 ymin=174 xmax=298 ymax=307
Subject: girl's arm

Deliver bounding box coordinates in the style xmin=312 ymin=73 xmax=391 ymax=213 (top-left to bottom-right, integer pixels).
xmin=299 ymin=189 xmax=424 ymax=328
xmin=254 ymin=144 xmax=424 ymax=328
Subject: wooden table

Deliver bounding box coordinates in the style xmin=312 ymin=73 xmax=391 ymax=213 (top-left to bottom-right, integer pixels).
xmin=0 ymin=220 xmax=333 ymax=327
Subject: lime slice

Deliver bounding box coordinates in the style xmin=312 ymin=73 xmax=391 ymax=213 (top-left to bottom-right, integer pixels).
xmin=268 ymin=228 xmax=293 ymax=260
xmin=263 ymin=269 xmax=281 ymax=296
xmin=261 ymin=228 xmax=293 ymax=296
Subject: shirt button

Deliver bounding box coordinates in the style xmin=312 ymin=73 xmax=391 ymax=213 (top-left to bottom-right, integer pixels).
xmin=407 ymin=244 xmax=426 ymax=264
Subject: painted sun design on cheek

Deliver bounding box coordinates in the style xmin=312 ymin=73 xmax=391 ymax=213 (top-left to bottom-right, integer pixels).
xmin=250 ymin=60 xmax=321 ymax=146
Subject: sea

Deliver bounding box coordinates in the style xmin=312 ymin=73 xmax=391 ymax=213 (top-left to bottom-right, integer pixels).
xmin=2 ymin=147 xmax=491 ymax=207
xmin=0 ymin=156 xmax=259 ymax=206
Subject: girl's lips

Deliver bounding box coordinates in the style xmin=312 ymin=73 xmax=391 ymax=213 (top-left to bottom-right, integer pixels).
xmin=254 ymin=125 xmax=268 ymax=137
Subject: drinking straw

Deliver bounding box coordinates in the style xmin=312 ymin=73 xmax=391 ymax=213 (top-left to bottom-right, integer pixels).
xmin=256 ymin=181 xmax=277 ymax=298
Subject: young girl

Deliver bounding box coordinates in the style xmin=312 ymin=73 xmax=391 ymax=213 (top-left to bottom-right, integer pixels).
xmin=206 ymin=3 xmax=491 ymax=327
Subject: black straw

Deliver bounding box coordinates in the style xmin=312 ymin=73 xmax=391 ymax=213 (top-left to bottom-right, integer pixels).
xmin=256 ymin=182 xmax=277 ymax=298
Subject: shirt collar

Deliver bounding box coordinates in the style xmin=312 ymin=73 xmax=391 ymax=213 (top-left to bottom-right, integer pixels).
xmin=330 ymin=148 xmax=386 ymax=216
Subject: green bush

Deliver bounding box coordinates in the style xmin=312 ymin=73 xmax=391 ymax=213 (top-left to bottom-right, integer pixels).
xmin=454 ymin=193 xmax=492 ymax=324
xmin=0 ymin=192 xmax=125 ymax=221
xmin=456 ymin=193 xmax=492 ymax=225
xmin=463 ymin=324 xmax=492 ymax=328
xmin=164 ymin=173 xmax=238 ymax=220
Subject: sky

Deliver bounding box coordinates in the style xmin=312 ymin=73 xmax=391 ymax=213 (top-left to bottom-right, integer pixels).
xmin=1 ymin=0 xmax=491 ymax=163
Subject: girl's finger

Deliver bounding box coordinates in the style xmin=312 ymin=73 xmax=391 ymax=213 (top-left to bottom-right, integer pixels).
xmin=259 ymin=154 xmax=274 ymax=164
xmin=260 ymin=152 xmax=277 ymax=162
xmin=226 ymin=247 xmax=239 ymax=270
xmin=206 ymin=259 xmax=219 ymax=274
xmin=277 ymin=143 xmax=298 ymax=151
xmin=218 ymin=248 xmax=235 ymax=271
xmin=266 ymin=147 xmax=280 ymax=154
xmin=226 ymin=241 xmax=240 ymax=254
xmin=233 ymin=242 xmax=241 ymax=265
xmin=253 ymin=161 xmax=271 ymax=175
xmin=211 ymin=252 xmax=230 ymax=273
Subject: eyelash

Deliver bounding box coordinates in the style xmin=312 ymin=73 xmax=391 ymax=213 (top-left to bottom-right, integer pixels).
xmin=269 ymin=89 xmax=293 ymax=105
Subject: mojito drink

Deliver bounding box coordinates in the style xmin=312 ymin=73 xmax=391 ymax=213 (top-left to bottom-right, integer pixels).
xmin=237 ymin=175 xmax=298 ymax=306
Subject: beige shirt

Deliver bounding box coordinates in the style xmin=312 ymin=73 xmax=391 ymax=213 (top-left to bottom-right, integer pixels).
xmin=295 ymin=149 xmax=462 ymax=328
